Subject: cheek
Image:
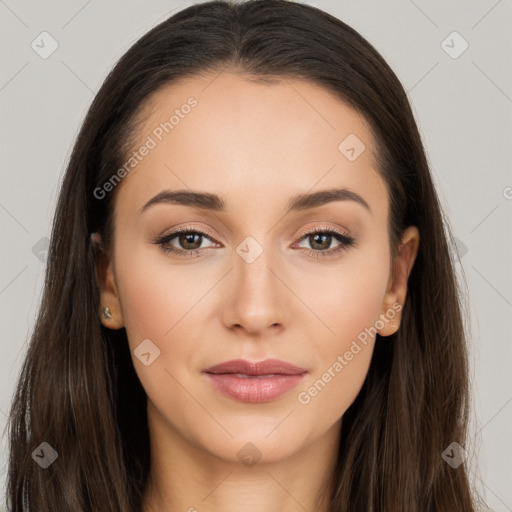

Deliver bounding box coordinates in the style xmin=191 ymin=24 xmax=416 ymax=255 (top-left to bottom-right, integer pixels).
xmin=114 ymin=239 xmax=207 ymax=344
xmin=112 ymin=241 xmax=199 ymax=395
xmin=295 ymin=281 xmax=382 ymax=423
xmin=295 ymin=244 xmax=390 ymax=416
xmin=302 ymin=243 xmax=391 ymax=348
xmin=113 ymin=243 xmax=211 ymax=414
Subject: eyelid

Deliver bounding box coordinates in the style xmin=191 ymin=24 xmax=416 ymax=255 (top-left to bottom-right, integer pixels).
xmin=154 ymin=223 xmax=356 ymax=258
xmin=157 ymin=224 xmax=221 ymax=244
xmin=155 ymin=223 xmax=351 ymax=245
xmin=291 ymin=224 xmax=356 ymax=254
xmin=295 ymin=223 xmax=352 ymax=240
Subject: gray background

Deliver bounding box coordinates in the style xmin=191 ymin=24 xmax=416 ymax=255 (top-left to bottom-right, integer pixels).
xmin=1 ymin=0 xmax=511 ymax=510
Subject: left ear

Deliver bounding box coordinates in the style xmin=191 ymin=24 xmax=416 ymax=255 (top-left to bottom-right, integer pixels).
xmin=377 ymin=226 xmax=420 ymax=336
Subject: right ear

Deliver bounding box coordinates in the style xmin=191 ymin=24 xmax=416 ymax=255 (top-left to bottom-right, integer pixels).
xmin=90 ymin=232 xmax=124 ymax=329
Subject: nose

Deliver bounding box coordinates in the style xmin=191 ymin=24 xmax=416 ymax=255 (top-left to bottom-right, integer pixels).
xmin=221 ymin=245 xmax=289 ymax=336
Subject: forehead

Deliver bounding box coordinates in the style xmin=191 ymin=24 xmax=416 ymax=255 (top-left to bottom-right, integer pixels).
xmin=113 ymin=71 xmax=387 ymax=217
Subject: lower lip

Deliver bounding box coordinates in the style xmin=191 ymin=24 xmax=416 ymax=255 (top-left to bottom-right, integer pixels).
xmin=204 ymin=372 xmax=307 ymax=403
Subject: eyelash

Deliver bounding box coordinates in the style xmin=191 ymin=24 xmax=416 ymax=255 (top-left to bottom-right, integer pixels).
xmin=153 ymin=225 xmax=356 ymax=259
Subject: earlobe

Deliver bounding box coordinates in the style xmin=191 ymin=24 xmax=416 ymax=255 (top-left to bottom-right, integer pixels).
xmin=378 ymin=226 xmax=420 ymax=337
xmin=377 ymin=290 xmax=401 ymax=337
xmin=91 ymin=232 xmax=124 ymax=329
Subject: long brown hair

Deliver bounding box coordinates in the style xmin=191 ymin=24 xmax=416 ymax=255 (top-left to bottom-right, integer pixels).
xmin=5 ymin=1 xmax=483 ymax=510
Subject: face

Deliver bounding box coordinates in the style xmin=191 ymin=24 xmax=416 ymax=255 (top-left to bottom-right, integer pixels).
xmin=96 ymin=71 xmax=419 ymax=465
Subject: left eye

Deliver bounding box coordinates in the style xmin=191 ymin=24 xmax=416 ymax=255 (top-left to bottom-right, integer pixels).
xmin=293 ymin=227 xmax=356 ymax=256
xmin=296 ymin=230 xmax=345 ymax=251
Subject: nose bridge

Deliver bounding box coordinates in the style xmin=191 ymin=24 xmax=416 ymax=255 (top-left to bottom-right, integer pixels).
xmin=224 ymin=233 xmax=288 ymax=333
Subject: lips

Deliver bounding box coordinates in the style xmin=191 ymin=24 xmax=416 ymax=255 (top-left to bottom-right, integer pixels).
xmin=202 ymin=358 xmax=308 ymax=403
xmin=203 ymin=358 xmax=308 ymax=376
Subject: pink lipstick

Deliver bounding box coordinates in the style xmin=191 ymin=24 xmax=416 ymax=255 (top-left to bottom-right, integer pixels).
xmin=202 ymin=358 xmax=308 ymax=403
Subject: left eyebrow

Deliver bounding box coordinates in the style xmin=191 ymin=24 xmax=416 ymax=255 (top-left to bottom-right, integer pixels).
xmin=285 ymin=188 xmax=371 ymax=214
xmin=139 ymin=187 xmax=371 ymax=216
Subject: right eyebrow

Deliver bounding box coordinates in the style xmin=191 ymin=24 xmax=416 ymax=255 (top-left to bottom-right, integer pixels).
xmin=140 ymin=190 xmax=224 ymax=215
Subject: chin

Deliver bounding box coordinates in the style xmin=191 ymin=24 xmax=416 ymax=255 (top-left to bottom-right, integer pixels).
xmin=193 ymin=422 xmax=313 ymax=465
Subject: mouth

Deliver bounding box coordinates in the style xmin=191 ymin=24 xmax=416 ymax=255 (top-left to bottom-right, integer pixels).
xmin=202 ymin=358 xmax=308 ymax=403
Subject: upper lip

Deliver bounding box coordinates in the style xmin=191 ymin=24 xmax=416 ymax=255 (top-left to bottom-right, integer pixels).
xmin=203 ymin=358 xmax=308 ymax=376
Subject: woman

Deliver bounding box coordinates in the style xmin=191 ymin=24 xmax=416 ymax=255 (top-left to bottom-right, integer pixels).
xmin=5 ymin=0 xmax=484 ymax=510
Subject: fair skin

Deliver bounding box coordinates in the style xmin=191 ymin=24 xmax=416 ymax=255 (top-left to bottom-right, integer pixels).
xmin=95 ymin=71 xmax=419 ymax=512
